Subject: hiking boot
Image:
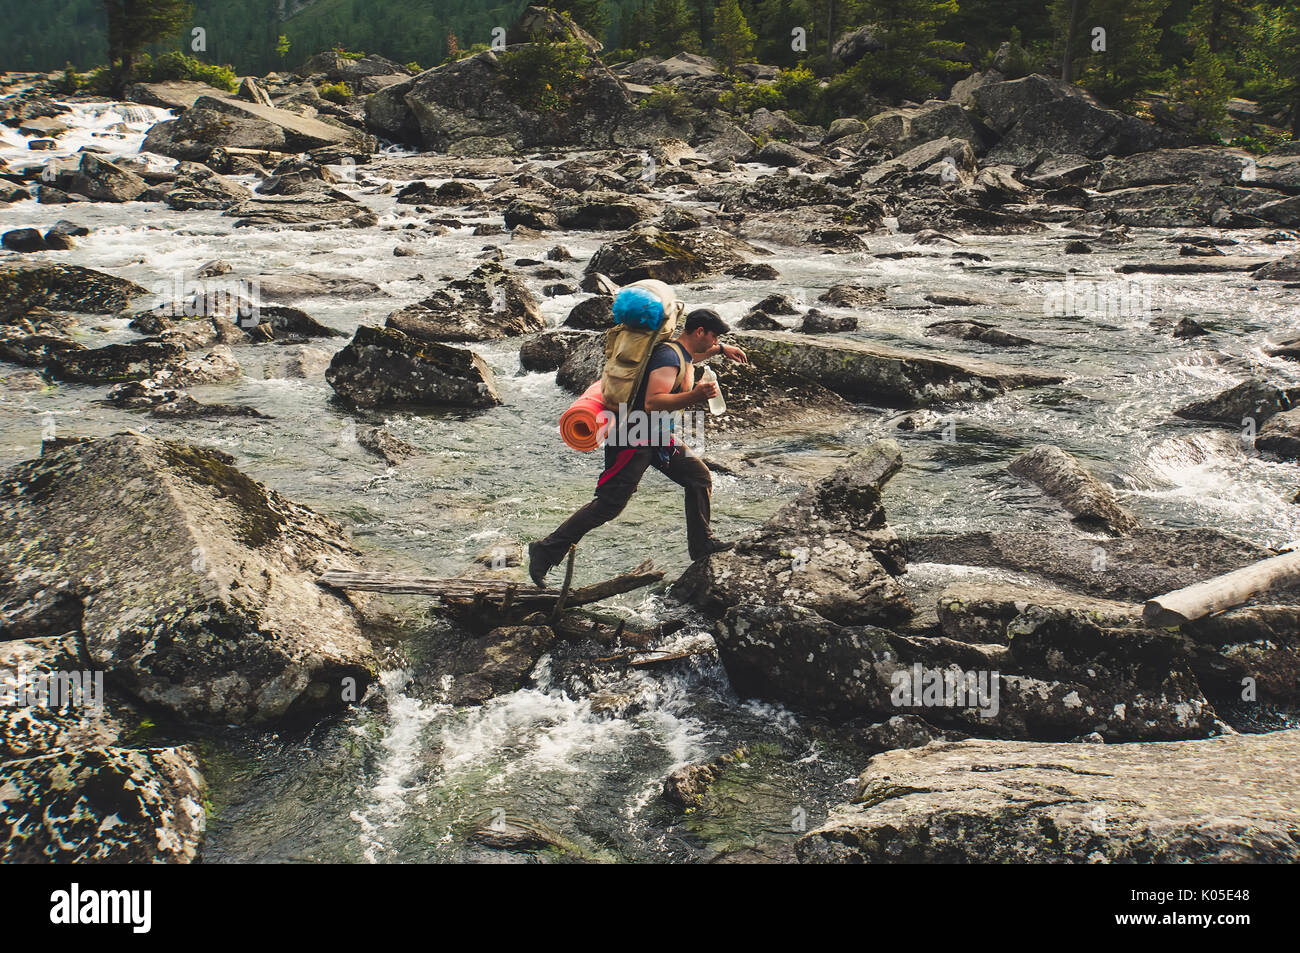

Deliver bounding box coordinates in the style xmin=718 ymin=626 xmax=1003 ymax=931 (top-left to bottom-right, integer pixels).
xmin=693 ymin=538 xmax=735 ymax=560
xmin=527 ymin=542 xmax=551 ymax=588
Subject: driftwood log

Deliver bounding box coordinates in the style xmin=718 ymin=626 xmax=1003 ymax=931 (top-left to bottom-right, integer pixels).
xmin=1143 ymin=549 xmax=1300 ymax=626
xmin=316 ymin=558 xmax=664 ymax=616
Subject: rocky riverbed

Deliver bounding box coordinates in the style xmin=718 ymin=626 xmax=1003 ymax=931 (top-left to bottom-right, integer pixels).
xmin=2 ymin=8 xmax=1299 ymax=864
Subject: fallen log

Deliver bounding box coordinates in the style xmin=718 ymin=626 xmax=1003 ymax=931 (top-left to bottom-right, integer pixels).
xmin=316 ymin=559 xmax=663 ymax=612
xmin=1143 ymin=549 xmax=1300 ymax=626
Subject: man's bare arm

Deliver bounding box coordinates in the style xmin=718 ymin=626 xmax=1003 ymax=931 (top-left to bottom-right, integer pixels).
xmin=643 ymin=365 xmax=716 ymax=412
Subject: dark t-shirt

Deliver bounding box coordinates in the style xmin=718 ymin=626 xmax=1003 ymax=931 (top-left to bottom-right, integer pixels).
xmin=630 ymin=341 xmax=692 ymax=414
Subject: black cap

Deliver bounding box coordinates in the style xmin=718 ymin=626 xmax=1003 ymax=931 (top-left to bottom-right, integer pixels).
xmin=684 ymin=307 xmax=730 ymax=335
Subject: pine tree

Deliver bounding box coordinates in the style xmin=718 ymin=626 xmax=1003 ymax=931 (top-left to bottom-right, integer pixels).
xmin=101 ymin=0 xmax=193 ymax=95
xmin=625 ymin=0 xmax=656 ymax=54
xmin=712 ymin=0 xmax=756 ymax=68
xmin=552 ymin=0 xmax=612 ymax=39
xmin=1063 ymin=0 xmax=1170 ymax=105
xmin=1254 ymin=0 xmax=1300 ymax=137
xmin=651 ymin=0 xmax=703 ymax=54
xmin=843 ymin=0 xmax=967 ymax=100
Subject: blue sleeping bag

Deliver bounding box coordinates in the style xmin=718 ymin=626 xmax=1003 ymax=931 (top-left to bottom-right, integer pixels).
xmin=612 ymin=287 xmax=666 ymax=331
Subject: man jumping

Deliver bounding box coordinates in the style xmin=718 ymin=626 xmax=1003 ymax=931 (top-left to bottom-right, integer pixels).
xmin=528 ymin=308 xmax=748 ymax=586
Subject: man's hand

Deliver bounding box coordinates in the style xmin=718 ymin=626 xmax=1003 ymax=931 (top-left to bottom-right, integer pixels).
xmin=720 ymin=343 xmax=748 ymax=364
xmin=693 ymin=379 xmax=720 ymax=401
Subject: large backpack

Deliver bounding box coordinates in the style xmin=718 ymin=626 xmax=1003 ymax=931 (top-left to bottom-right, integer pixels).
xmin=599 ymin=278 xmax=686 ymax=412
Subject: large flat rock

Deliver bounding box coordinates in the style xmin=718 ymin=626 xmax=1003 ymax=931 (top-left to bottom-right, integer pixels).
xmin=0 ymin=434 xmax=378 ymax=725
xmin=797 ymin=729 xmax=1300 ymax=863
xmin=731 ymin=331 xmax=1062 ymax=406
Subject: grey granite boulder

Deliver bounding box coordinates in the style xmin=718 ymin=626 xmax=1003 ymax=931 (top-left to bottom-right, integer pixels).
xmin=0 ymin=434 xmax=378 ymax=724
xmin=797 ymin=730 xmax=1300 ymax=863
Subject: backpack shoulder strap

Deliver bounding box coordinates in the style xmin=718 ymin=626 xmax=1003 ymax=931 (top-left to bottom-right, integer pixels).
xmin=666 ymin=341 xmax=688 ymax=392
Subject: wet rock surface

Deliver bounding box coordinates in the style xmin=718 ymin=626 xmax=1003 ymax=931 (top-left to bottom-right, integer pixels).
xmin=798 ymin=730 xmax=1300 ymax=863
xmin=0 ymin=434 xmax=378 ymax=725
xmin=327 ymin=325 xmax=501 ymax=408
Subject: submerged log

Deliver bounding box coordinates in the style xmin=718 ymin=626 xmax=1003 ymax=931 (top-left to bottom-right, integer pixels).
xmin=1143 ymin=550 xmax=1300 ymax=626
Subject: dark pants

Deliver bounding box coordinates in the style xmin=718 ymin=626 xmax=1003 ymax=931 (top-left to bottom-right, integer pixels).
xmin=535 ymin=441 xmax=716 ymax=566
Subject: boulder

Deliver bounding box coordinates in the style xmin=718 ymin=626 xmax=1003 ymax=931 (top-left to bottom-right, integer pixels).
xmin=326 ymin=325 xmax=501 ymax=408
xmin=447 ymin=625 xmax=556 ymax=706
xmin=730 ymin=330 xmax=1062 ymax=406
xmin=903 ymin=528 xmax=1278 ymax=603
xmin=52 ymin=152 xmax=149 ymax=202
xmin=555 ymin=191 xmax=659 ymax=230
xmin=797 ymin=730 xmax=1300 ymax=863
xmin=1255 ymin=407 xmax=1300 ymax=459
xmin=986 ymin=96 xmax=1169 ymax=166
xmin=585 ymin=227 xmax=760 ymax=284
xmin=0 ymin=264 xmax=148 ymax=323
xmin=46 ymin=339 xmax=187 ymax=384
xmin=896 ymin=197 xmax=1044 ymax=234
xmin=925 ymin=319 xmax=1032 ymax=346
xmin=384 ymin=262 xmax=543 ymax=343
xmin=831 ymin=24 xmax=886 ymax=68
xmin=141 ymin=94 xmax=372 ymax=161
xmin=971 ymin=74 xmax=1097 ymax=134
xmin=0 ymin=745 xmax=205 ymax=863
xmin=0 ymin=636 xmax=123 ymax=761
xmin=1253 ymin=253 xmax=1300 ymax=281
xmin=297 ymin=51 xmax=411 ymax=82
xmin=251 ymin=272 xmax=385 ymax=302
xmin=936 ymin=581 xmax=1138 ymax=645
xmin=357 ymin=426 xmax=418 ymax=467
xmin=622 ymin=53 xmax=721 ymax=85
xmin=672 ymin=441 xmax=913 ymax=625
xmin=818 ymin=283 xmax=885 ymax=308
xmin=2 ymin=228 xmax=46 ymax=252
xmin=519 ymin=329 xmax=596 ymax=372
xmin=0 ymin=434 xmax=378 ymax=723
xmin=737 ymin=311 xmax=783 ymax=330
xmin=555 ymin=330 xmax=609 ymax=393
xmin=506 ymin=5 xmax=603 ymax=51
xmin=224 ymin=193 xmax=379 ymax=230
xmin=862 ymin=137 xmax=977 ymax=184
xmin=1174 ymin=378 xmax=1297 ymax=425
xmin=801 ymin=311 xmax=858 ymax=333
xmin=370 ymin=47 xmax=631 ymax=152
xmin=864 ymin=102 xmax=987 ymax=155
xmin=1097 ymin=146 xmax=1255 ymax=191
xmin=756 ymin=140 xmax=819 ymax=168
xmin=1007 ymin=444 xmax=1139 ymax=534
xmin=562 ymin=295 xmax=614 ymax=330
xmin=163 ymin=160 xmax=254 ymax=210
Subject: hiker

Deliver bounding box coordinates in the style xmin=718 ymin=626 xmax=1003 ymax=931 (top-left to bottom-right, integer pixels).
xmin=529 ymin=306 xmax=748 ymax=585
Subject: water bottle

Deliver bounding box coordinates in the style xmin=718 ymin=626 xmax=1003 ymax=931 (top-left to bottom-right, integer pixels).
xmin=700 ymin=365 xmax=726 ymax=415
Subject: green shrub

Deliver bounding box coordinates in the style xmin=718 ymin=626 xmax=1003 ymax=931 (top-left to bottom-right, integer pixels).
xmin=718 ymin=80 xmax=781 ymax=116
xmin=405 ymin=61 xmax=422 ymax=73
xmin=57 ymin=63 xmax=82 ymax=94
xmin=640 ymin=83 xmax=699 ymax=122
xmin=141 ymin=50 xmax=238 ymax=93
xmin=499 ymin=39 xmax=592 ymax=112
xmin=318 ymin=81 xmax=352 ymax=104
xmin=1228 ymin=132 xmax=1287 ymax=155
xmin=1170 ymin=43 xmax=1233 ymax=140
